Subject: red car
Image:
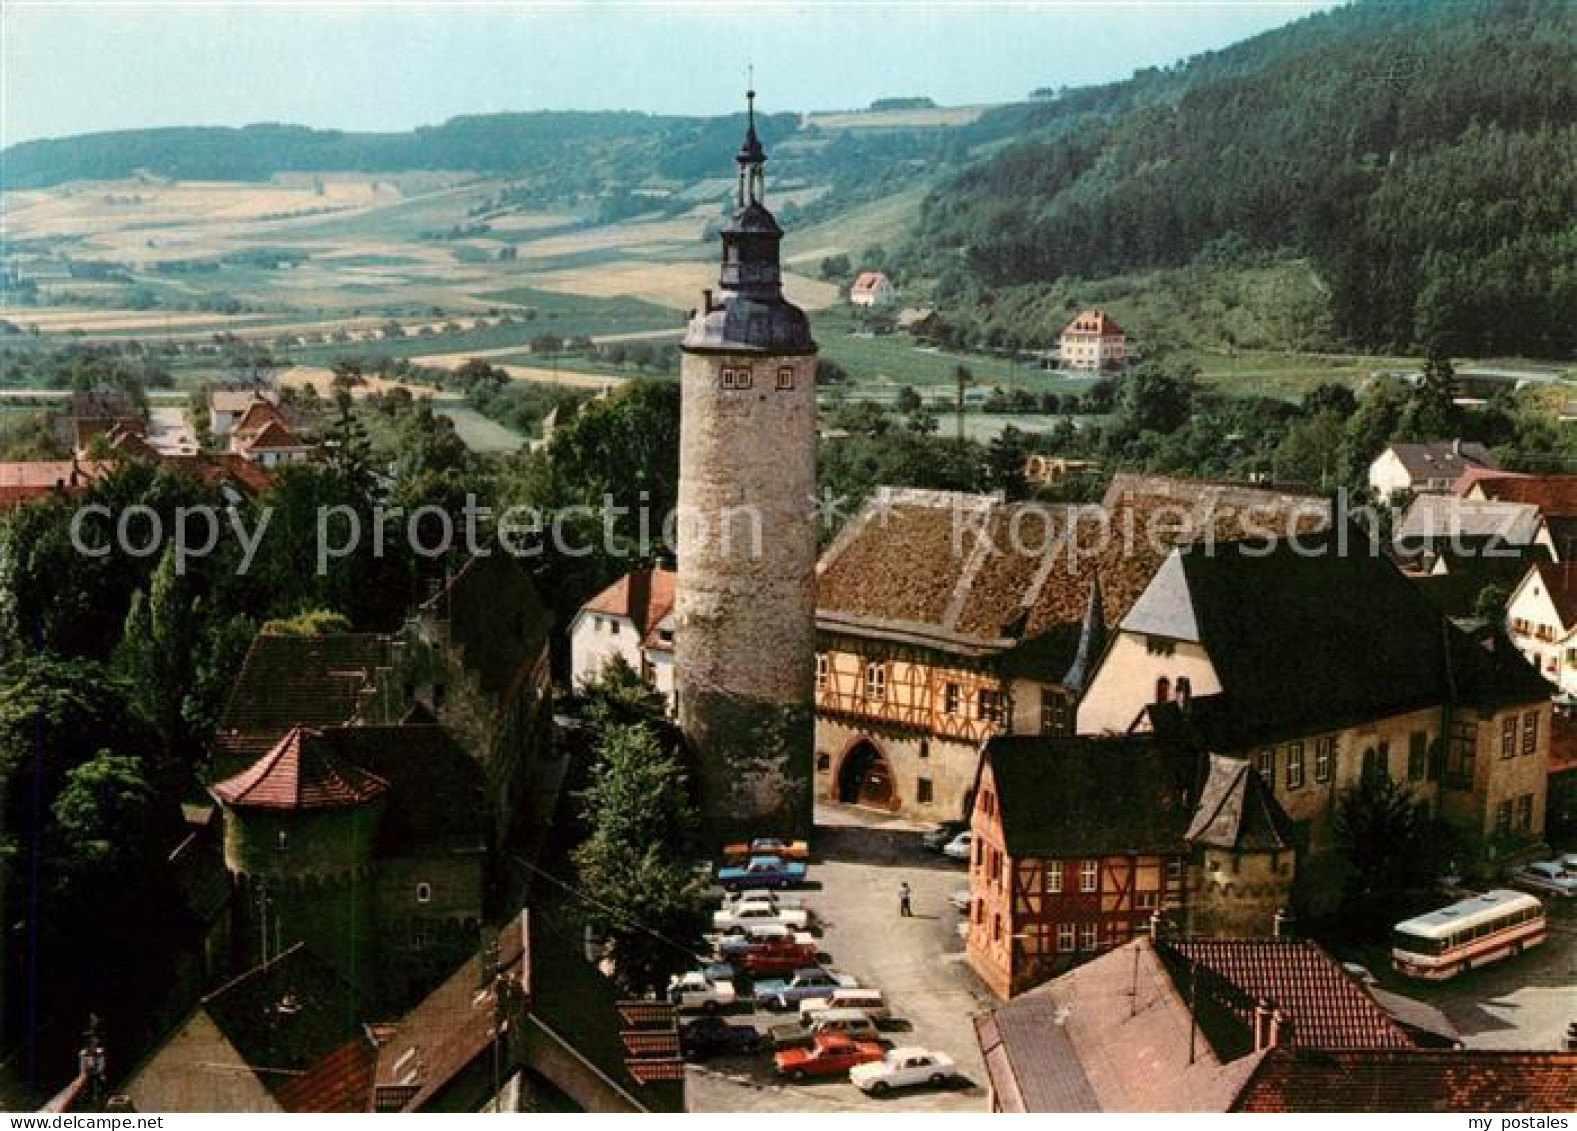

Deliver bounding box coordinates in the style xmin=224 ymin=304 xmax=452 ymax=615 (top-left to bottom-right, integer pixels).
xmin=740 ymin=941 xmax=819 ymax=976
xmin=775 ymin=1033 xmax=885 ymax=1081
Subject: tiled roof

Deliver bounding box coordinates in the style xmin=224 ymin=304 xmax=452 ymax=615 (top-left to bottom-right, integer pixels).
xmin=581 ymin=568 xmax=677 ymax=650
xmin=1062 ymin=308 xmax=1125 ymax=337
xmin=1234 ymin=1049 xmax=1577 ymax=1112
xmin=240 ymin=418 xmax=307 ymax=451
xmin=816 ymin=478 xmax=1328 ymax=675
xmin=1453 ymin=466 xmax=1529 ymax=496
xmin=372 ymin=913 xmax=527 ymax=1111
xmin=232 ymin=399 xmax=289 ymax=439
xmin=1384 ymin=441 xmax=1496 ymax=481
xmin=275 ymin=1035 xmax=378 ymax=1113
xmin=212 ymin=388 xmax=278 ymax=415
xmin=0 ymin=459 xmax=111 ymax=507
xmin=215 ymin=632 xmax=392 ymax=769
xmin=1162 ymin=939 xmax=1413 ymax=1051
xmin=1471 ymin=473 xmax=1577 ymax=516
xmin=300 ymin=724 xmax=487 ymax=855
xmin=851 ymin=271 xmax=889 ymax=293
xmin=975 ymin=938 xmax=1266 ymax=1112
xmin=211 ymin=726 xmax=390 ymax=810
xmin=1395 ymin=495 xmax=1542 ymax=546
xmin=981 ymin=736 xmax=1198 ymax=858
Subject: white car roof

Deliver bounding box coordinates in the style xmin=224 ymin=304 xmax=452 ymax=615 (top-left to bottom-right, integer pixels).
xmin=888 ymin=1047 xmax=931 ymax=1058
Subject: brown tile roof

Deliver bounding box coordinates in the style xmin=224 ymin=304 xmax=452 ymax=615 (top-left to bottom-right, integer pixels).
xmin=817 ymin=479 xmax=1329 ymax=675
xmin=274 ymin=1035 xmax=378 ymax=1113
xmin=1234 ymin=1049 xmax=1577 ymax=1112
xmin=0 ymin=459 xmax=111 ymax=508
xmin=850 ymin=271 xmax=890 ymax=294
xmin=211 ymin=725 xmax=390 ymax=810
xmin=232 ymin=398 xmax=289 ymax=440
xmin=1472 ymin=473 xmax=1577 ymax=516
xmin=1162 ymin=939 xmax=1413 ymax=1051
xmin=212 ymin=388 xmax=278 ymax=416
xmin=1062 ymin=308 xmax=1125 ymax=337
xmin=1384 ymin=441 xmax=1497 ymax=481
xmin=240 ymin=418 xmax=307 ymax=451
xmin=582 ymin=568 xmax=677 ymax=650
xmin=215 ymin=632 xmax=393 ymax=770
xmin=372 ymin=912 xmax=527 ymax=1111
xmin=1454 ymin=466 xmax=1529 ymax=496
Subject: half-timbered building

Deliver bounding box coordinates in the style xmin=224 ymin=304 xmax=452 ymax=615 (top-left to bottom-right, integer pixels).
xmin=812 ymin=477 xmax=1331 ymax=821
xmin=965 ymin=735 xmax=1294 ymax=998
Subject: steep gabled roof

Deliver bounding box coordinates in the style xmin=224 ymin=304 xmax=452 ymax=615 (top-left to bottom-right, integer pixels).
xmin=211 ymin=726 xmax=389 ymax=810
xmin=981 ymin=736 xmax=1197 ymax=858
xmin=850 ymin=270 xmax=890 ymax=294
xmin=1470 ymin=473 xmax=1577 ymax=516
xmin=1395 ymin=494 xmax=1541 ymax=546
xmin=240 ymin=418 xmax=307 ymax=451
xmin=1234 ymin=1049 xmax=1577 ymax=1112
xmin=274 ymin=1035 xmax=378 ymax=1113
xmin=1184 ymin=756 xmax=1294 ymax=852
xmin=1523 ymin=560 xmax=1577 ymax=629
xmin=580 ymin=568 xmax=676 ymax=646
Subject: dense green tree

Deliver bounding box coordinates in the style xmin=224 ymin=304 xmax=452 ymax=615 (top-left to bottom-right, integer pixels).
xmin=1334 ymin=771 xmax=1436 ymax=936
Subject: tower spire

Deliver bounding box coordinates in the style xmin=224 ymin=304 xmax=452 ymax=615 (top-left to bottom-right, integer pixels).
xmin=736 ymin=86 xmax=766 ymax=207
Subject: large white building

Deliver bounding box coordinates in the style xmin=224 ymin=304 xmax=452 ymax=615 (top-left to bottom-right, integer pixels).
xmin=1058 ymin=309 xmax=1127 ymax=372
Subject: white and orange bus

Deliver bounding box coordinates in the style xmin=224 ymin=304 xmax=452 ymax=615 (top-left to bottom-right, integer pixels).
xmin=1391 ymin=889 xmax=1546 ymax=980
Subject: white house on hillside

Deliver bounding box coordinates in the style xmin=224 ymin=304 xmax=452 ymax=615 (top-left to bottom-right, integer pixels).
xmin=568 ymin=568 xmax=676 ymax=709
xmin=850 ymin=271 xmax=896 ymax=308
xmin=1368 ymin=441 xmax=1496 ymax=500
xmin=1057 ymin=309 xmax=1126 ymax=371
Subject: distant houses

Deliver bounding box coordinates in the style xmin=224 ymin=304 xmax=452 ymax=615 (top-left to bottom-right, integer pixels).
xmin=849 ymin=270 xmax=896 ymax=308
xmin=1057 ymin=308 xmax=1126 ymax=372
xmin=1368 ymin=440 xmax=1496 ymax=499
xmin=569 ymin=567 xmax=677 ymax=708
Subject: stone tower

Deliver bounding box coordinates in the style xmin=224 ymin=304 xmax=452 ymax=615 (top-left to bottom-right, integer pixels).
xmin=676 ymin=91 xmax=818 ymax=841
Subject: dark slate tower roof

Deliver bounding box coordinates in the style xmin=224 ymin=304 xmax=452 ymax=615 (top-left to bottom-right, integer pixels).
xmin=683 ymin=90 xmax=815 ymax=356
xmin=1061 ymin=575 xmax=1108 ymax=692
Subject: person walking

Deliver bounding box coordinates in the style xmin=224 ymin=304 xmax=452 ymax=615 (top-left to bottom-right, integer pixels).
xmin=899 ymin=882 xmax=913 ymax=917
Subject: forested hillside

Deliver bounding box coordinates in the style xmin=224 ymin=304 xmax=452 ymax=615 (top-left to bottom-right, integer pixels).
xmin=906 ymin=0 xmax=1577 ymax=356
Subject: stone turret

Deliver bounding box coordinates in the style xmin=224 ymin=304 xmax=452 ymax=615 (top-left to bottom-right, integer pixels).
xmin=676 ymin=91 xmax=819 ymax=840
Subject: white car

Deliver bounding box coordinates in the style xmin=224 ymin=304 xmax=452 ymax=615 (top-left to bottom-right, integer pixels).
xmin=667 ymin=970 xmax=737 ymax=1012
xmin=1510 ymin=860 xmax=1577 ymax=898
xmin=713 ymin=899 xmax=811 ymax=932
xmin=1557 ymin=853 xmax=1577 ymax=877
xmin=850 ymin=1047 xmax=958 ymax=1095
xmin=942 ymin=831 xmax=972 ymax=861
xmin=721 ymin=888 xmax=805 ymax=911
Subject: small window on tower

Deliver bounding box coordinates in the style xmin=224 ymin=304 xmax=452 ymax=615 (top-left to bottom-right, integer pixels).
xmin=734 ymin=366 xmax=753 ymax=390
xmin=720 ymin=367 xmax=735 ymax=390
xmin=777 ymin=366 xmax=795 ymax=390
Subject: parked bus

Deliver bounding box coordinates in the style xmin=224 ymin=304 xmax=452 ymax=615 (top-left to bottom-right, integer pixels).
xmin=1391 ymin=889 xmax=1546 ymax=980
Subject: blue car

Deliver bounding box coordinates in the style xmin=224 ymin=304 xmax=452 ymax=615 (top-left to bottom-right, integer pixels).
xmin=752 ymin=967 xmax=859 ymax=1010
xmin=716 ymin=855 xmax=808 ymax=891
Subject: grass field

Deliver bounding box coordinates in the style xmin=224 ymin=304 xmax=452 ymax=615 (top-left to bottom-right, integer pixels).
xmin=434 ymin=404 xmax=527 ymax=452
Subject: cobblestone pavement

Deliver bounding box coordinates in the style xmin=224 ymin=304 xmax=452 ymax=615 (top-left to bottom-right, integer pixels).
xmin=686 ymin=813 xmax=995 ymax=1112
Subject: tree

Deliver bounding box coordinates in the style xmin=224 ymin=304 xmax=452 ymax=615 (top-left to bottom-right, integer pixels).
xmin=1334 ymin=770 xmax=1436 ymax=935
xmin=1473 ymin=583 xmax=1510 ymax=622
xmin=895 ymin=386 xmax=922 ymax=413
xmin=984 ymin=426 xmax=1030 ymax=499
xmin=113 ymin=544 xmax=196 ymax=752
xmin=1119 ymin=364 xmax=1200 ymax=436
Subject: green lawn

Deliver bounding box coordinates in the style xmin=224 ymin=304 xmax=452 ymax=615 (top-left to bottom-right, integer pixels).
xmin=819 ymin=330 xmax=1094 ymax=395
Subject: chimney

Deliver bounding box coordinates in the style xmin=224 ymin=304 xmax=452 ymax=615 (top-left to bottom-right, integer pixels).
xmin=1253 ymin=998 xmax=1283 ymax=1051
xmin=1273 ymin=907 xmax=1294 ymax=939
xmin=627 ymin=569 xmax=653 ymax=635
xmin=1452 ymin=438 xmax=1462 ymax=456
xmin=702 ymin=288 xmax=714 ymax=314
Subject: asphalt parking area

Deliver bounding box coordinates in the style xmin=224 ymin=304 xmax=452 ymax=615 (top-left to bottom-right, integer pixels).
xmin=686 ymin=820 xmax=995 ymax=1112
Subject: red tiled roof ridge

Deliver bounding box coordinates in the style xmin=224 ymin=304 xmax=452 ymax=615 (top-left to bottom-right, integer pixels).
xmin=212 ymin=725 xmax=389 ymax=810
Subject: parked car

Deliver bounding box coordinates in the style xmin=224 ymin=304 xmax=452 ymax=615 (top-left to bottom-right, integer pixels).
xmin=799 ymin=987 xmax=891 ymax=1022
xmin=667 ymin=970 xmax=737 ymax=1012
xmin=724 ymin=836 xmax=810 ymax=862
xmin=713 ymin=923 xmax=816 ymax=959
xmin=679 ymin=1016 xmax=763 ymax=1061
xmin=769 ymin=1008 xmax=883 ymax=1050
xmin=1509 ymin=860 xmax=1577 ymax=898
xmin=717 ymin=855 xmax=809 ymax=890
xmin=1556 ymin=852 xmax=1577 ymax=877
xmin=948 ymin=887 xmax=973 ymax=913
xmin=713 ymin=898 xmax=812 ymax=932
xmin=774 ymin=1033 xmax=885 ymax=1081
xmin=922 ymin=821 xmax=968 ymax=852
xmin=738 ymin=940 xmax=822 ymax=976
xmin=942 ymin=831 xmax=973 ymax=861
xmin=753 ymin=967 xmax=859 ymax=1010
xmin=850 ymin=1047 xmax=959 ymax=1095
xmin=720 ymin=888 xmax=805 ymax=911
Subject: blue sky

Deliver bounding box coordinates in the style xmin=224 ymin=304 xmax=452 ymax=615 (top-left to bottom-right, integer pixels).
xmin=2 ymin=2 xmax=1337 ymax=145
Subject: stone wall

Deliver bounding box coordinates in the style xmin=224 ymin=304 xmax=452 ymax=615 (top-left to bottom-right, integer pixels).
xmin=676 ymin=350 xmax=818 ymax=839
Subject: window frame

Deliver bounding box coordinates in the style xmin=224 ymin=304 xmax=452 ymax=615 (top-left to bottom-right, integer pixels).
xmin=1079 ymin=859 xmax=1099 ymax=894
xmin=1286 ymin=742 xmax=1305 ymax=790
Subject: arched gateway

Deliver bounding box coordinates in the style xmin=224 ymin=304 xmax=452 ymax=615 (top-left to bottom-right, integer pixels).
xmin=836 ymin=739 xmax=899 ymax=811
